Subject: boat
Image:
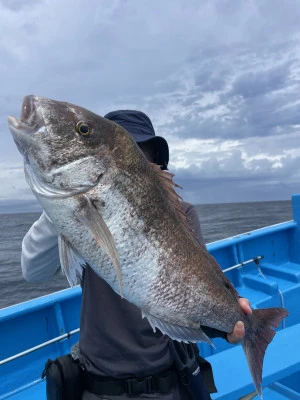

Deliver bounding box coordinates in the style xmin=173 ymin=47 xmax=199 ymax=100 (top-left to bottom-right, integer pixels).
xmin=1 ymin=194 xmax=299 ymax=400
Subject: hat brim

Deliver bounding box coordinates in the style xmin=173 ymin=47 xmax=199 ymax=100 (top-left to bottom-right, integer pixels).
xmin=134 ymin=135 xmax=169 ymax=168
xmin=131 ymin=133 xmax=166 ymax=145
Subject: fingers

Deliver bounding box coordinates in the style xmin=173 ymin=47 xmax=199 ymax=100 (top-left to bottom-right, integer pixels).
xmin=238 ymin=297 xmax=252 ymax=315
xmin=227 ymin=321 xmax=245 ymax=344
xmin=226 ymin=298 xmax=252 ymax=344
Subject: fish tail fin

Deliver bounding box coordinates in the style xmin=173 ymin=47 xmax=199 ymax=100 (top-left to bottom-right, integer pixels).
xmin=242 ymin=307 xmax=288 ymax=398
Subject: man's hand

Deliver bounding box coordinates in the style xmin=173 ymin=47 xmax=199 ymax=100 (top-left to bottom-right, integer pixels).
xmin=227 ymin=298 xmax=252 ymax=344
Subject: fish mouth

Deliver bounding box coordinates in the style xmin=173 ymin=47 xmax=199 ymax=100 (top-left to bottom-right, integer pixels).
xmin=8 ymin=95 xmax=47 ymax=155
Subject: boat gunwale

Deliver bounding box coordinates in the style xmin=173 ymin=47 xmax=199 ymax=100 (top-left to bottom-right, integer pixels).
xmin=207 ymin=220 xmax=296 ymax=251
xmin=0 ymin=285 xmax=81 ymax=321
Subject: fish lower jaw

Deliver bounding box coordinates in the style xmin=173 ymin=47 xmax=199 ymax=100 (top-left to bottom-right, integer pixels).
xmin=7 ymin=116 xmax=19 ymax=128
xmin=8 ymin=116 xmax=48 ymax=136
xmin=8 ymin=120 xmax=48 ymax=156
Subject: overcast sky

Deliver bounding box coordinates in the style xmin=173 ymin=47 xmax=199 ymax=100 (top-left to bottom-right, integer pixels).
xmin=1 ymin=0 xmax=300 ymax=213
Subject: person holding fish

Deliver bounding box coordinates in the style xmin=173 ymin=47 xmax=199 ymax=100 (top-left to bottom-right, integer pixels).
xmin=10 ymin=97 xmax=286 ymax=400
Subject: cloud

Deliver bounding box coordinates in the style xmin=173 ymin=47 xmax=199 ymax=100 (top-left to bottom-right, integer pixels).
xmin=170 ymin=131 xmax=300 ymax=177
xmin=231 ymin=63 xmax=290 ymax=99
xmin=168 ymin=131 xmax=300 ymax=203
xmin=1 ymin=0 xmax=300 ymax=208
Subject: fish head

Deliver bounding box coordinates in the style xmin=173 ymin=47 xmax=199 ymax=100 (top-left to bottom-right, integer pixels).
xmin=8 ymin=95 xmax=140 ymax=198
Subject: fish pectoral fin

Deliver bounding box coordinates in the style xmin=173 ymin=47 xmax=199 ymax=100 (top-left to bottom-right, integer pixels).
xmin=142 ymin=311 xmax=214 ymax=345
xmin=77 ymin=195 xmax=122 ymax=296
xmin=58 ymin=235 xmax=85 ymax=286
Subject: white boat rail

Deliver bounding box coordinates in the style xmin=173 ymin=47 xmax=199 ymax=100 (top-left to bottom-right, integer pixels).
xmin=223 ymin=255 xmax=264 ymax=273
xmin=0 ymin=328 xmax=80 ymax=366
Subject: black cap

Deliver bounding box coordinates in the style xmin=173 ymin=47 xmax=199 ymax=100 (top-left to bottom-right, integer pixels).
xmin=104 ymin=110 xmax=169 ymax=169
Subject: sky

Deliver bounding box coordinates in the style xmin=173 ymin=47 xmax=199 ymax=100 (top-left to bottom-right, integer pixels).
xmin=1 ymin=0 xmax=300 ymax=213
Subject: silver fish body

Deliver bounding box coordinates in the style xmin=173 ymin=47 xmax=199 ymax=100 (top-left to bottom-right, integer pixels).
xmin=8 ymin=96 xmax=288 ymax=397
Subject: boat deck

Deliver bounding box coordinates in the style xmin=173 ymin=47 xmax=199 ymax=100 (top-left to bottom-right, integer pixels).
xmin=1 ymin=195 xmax=300 ymax=399
xmin=208 ymin=323 xmax=300 ymax=399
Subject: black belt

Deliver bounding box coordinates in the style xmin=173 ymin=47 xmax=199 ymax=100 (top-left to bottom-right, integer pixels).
xmin=84 ymin=366 xmax=177 ymax=396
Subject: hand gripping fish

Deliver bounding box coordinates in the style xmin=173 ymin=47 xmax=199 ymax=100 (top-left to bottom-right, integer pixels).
xmin=8 ymin=96 xmax=288 ymax=398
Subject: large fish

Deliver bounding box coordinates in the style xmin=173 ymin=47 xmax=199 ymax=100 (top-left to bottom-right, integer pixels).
xmin=8 ymin=96 xmax=288 ymax=397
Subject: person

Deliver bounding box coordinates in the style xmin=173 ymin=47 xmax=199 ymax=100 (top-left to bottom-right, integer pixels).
xmin=22 ymin=110 xmax=251 ymax=400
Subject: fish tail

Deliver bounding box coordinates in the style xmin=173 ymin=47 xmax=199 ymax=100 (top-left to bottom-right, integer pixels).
xmin=242 ymin=307 xmax=288 ymax=398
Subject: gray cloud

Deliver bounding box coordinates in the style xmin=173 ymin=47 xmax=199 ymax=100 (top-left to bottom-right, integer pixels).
xmin=231 ymin=63 xmax=290 ymax=99
xmin=1 ymin=0 xmax=39 ymax=11
xmin=1 ymin=0 xmax=300 ymax=208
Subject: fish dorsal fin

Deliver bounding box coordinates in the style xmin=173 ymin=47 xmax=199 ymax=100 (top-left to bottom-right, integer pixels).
xmin=76 ymin=195 xmax=122 ymax=296
xmin=150 ymin=163 xmax=197 ymax=239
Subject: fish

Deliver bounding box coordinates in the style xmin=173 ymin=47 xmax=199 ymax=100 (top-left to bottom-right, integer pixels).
xmin=8 ymin=95 xmax=288 ymax=398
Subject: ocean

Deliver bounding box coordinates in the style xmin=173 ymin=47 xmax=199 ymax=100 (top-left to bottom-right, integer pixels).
xmin=0 ymin=200 xmax=293 ymax=309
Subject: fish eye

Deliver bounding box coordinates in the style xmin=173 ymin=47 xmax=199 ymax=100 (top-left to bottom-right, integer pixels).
xmin=76 ymin=121 xmax=93 ymax=137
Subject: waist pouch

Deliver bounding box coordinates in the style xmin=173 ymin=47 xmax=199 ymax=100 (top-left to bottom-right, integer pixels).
xmin=169 ymin=341 xmax=215 ymax=400
xmin=42 ymin=354 xmax=85 ymax=400
xmin=84 ymin=365 xmax=177 ymax=397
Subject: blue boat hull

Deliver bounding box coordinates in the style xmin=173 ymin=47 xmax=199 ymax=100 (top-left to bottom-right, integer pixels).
xmin=1 ymin=195 xmax=300 ymax=399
